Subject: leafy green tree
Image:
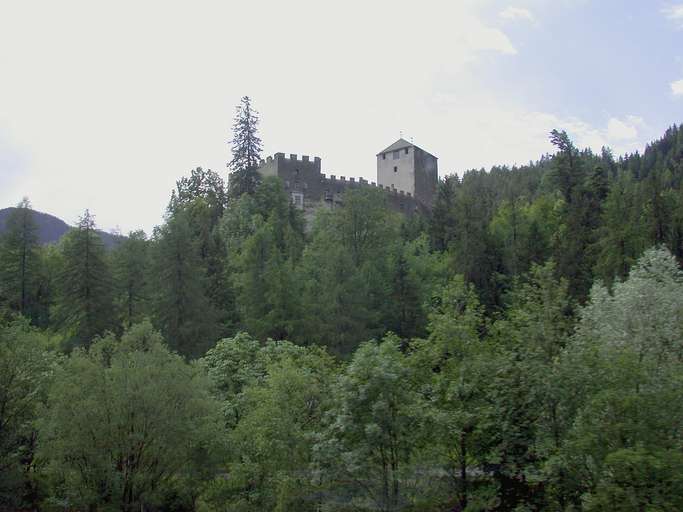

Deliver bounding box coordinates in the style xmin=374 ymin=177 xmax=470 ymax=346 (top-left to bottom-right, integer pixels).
xmin=0 ymin=198 xmax=40 ymax=319
xmin=240 ymin=227 xmax=301 ymax=340
xmin=315 ymin=335 xmax=427 ymax=512
xmin=228 ymin=96 xmax=262 ymax=198
xmin=336 ymin=188 xmax=398 ymax=268
xmin=201 ymin=333 xmax=324 ymax=426
xmin=552 ymin=247 xmax=683 ymax=508
xmin=201 ymin=332 xmax=265 ymax=428
xmin=491 ymin=263 xmax=576 ymax=509
xmin=298 ymin=218 xmax=376 ymax=354
xmin=409 ymin=276 xmax=492 ymax=511
xmin=0 ymin=320 xmax=57 ymax=509
xmin=39 ymin=321 xmax=222 ymax=511
xmin=583 ymin=448 xmax=683 ymax=512
xmin=221 ymin=177 xmax=305 ymax=340
xmin=205 ymin=350 xmax=336 ymax=512
xmin=54 ymin=210 xmax=114 ymax=346
xmin=168 ymin=167 xmax=237 ymax=335
xmin=169 ymin=166 xmax=228 ymax=224
xmin=576 ymin=246 xmax=683 ymax=364
xmin=298 ymin=188 xmax=399 ymax=353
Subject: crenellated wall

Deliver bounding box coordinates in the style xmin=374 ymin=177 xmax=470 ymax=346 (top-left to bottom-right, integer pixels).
xmin=255 ymin=153 xmax=427 ymax=217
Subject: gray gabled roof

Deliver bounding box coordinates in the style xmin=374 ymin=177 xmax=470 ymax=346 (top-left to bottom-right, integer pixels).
xmin=377 ymin=138 xmax=437 ymax=159
xmin=377 ymin=138 xmax=413 ymax=155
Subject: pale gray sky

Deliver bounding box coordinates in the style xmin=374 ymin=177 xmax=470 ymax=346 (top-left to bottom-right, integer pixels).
xmin=1 ymin=0 xmax=682 ymax=233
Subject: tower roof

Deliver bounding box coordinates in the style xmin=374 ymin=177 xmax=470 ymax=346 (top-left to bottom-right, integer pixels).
xmin=377 ymin=138 xmax=437 ymax=158
xmin=377 ymin=138 xmax=413 ymax=155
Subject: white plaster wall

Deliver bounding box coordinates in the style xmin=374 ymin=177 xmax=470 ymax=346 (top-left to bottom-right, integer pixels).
xmin=376 ymin=147 xmax=414 ymax=194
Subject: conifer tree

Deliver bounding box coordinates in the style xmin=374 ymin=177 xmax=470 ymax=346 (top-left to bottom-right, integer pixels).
xmin=228 ymin=96 xmax=262 ymax=198
xmin=112 ymin=230 xmax=149 ymax=328
xmin=54 ymin=210 xmax=114 ymax=346
xmin=151 ymin=210 xmax=219 ymax=357
xmin=168 ymin=167 xmax=236 ymax=332
xmin=549 ymin=130 xmax=596 ymax=300
xmin=0 ymin=198 xmax=39 ymax=318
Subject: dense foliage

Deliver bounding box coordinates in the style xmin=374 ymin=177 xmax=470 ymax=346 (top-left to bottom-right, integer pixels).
xmin=1 ymin=121 xmax=683 ymax=510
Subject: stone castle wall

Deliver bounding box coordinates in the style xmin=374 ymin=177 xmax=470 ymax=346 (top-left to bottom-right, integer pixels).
xmin=256 ymin=153 xmax=427 ymax=217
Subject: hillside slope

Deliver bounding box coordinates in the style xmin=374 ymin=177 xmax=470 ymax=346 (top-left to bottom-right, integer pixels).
xmin=0 ymin=207 xmax=123 ymax=249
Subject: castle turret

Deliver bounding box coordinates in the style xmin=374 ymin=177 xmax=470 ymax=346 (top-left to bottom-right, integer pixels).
xmin=376 ymin=138 xmax=438 ymax=207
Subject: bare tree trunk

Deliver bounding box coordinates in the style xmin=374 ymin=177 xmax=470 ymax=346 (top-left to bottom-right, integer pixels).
xmin=459 ymin=430 xmax=468 ymax=511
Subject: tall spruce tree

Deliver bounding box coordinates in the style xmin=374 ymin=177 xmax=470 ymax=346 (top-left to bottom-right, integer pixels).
xmin=111 ymin=230 xmax=149 ymax=328
xmin=151 ymin=210 xmax=219 ymax=358
xmin=549 ymin=130 xmax=596 ymax=300
xmin=0 ymin=198 xmax=39 ymax=318
xmin=55 ymin=210 xmax=114 ymax=346
xmin=168 ymin=167 xmax=236 ymax=333
xmin=228 ymin=96 xmax=262 ymax=198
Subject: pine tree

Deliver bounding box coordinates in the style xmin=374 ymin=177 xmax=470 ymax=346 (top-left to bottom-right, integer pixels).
xmin=55 ymin=210 xmax=114 ymax=346
xmin=168 ymin=167 xmax=235 ymax=333
xmin=549 ymin=130 xmax=597 ymax=300
xmin=228 ymin=96 xmax=262 ymax=198
xmin=549 ymin=129 xmax=582 ymax=205
xmin=111 ymin=230 xmax=149 ymax=328
xmin=151 ymin=211 xmax=218 ymax=358
xmin=0 ymin=198 xmax=39 ymax=318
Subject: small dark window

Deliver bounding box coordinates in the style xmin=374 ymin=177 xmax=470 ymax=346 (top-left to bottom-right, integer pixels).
xmin=382 ymin=153 xmax=386 ymax=160
xmin=393 ymin=166 xmax=397 ymax=173
xmin=295 ymin=169 xmax=300 ymax=175
xmin=404 ymin=148 xmax=409 ymax=154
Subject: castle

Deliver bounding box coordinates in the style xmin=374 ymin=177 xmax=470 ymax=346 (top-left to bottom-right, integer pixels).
xmin=256 ymin=138 xmax=438 ymax=218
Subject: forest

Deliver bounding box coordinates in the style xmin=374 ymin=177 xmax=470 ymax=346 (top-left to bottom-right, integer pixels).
xmin=1 ymin=107 xmax=683 ymax=511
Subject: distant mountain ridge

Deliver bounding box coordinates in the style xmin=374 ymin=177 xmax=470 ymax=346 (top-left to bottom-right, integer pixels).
xmin=0 ymin=207 xmax=123 ymax=249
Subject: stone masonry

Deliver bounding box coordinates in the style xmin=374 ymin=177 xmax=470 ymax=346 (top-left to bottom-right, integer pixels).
xmin=255 ymin=139 xmax=438 ymax=220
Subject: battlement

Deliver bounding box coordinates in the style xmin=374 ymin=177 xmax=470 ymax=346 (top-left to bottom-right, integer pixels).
xmin=317 ymin=174 xmax=411 ymax=197
xmin=266 ymin=152 xmax=322 ymax=164
xmin=256 ymin=151 xmax=419 ymax=216
xmin=259 ymin=153 xmax=323 ymax=168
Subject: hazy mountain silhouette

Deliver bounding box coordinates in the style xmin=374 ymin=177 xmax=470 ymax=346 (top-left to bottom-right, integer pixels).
xmin=0 ymin=207 xmax=123 ymax=249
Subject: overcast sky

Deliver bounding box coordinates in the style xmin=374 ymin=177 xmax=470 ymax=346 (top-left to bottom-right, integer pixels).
xmin=1 ymin=0 xmax=683 ymax=233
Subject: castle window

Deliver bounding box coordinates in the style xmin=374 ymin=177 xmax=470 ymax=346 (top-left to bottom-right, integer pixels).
xmin=404 ymin=148 xmax=409 ymax=154
xmin=382 ymin=153 xmax=386 ymax=160
xmin=291 ymin=192 xmax=304 ymax=209
xmin=295 ymin=169 xmax=300 ymax=175
xmin=393 ymin=150 xmax=400 ymax=160
xmin=393 ymin=166 xmax=397 ymax=173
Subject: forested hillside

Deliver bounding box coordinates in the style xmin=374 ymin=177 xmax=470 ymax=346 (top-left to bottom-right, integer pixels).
xmin=1 ymin=122 xmax=683 ymax=511
xmin=0 ymin=207 xmax=123 ymax=249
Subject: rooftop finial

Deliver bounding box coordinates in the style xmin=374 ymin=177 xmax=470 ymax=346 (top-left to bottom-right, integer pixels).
xmin=400 ymin=130 xmax=403 ymax=139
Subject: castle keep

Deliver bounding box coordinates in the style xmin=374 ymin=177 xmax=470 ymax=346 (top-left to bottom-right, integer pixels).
xmin=256 ymin=138 xmax=438 ymax=217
